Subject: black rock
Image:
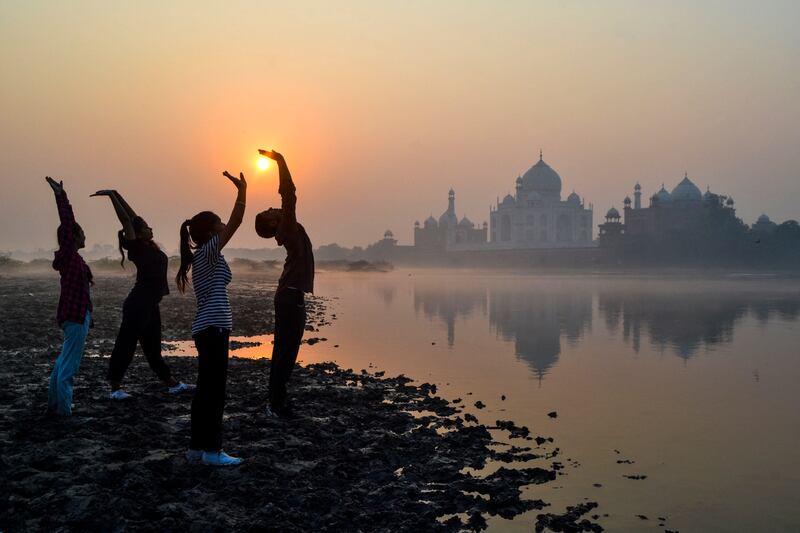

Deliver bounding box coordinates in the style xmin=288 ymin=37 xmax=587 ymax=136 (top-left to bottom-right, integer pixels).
xmin=535 ymin=501 xmax=603 ymax=533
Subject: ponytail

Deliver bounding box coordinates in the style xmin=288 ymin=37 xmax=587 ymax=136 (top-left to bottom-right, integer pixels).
xmin=175 ymin=211 xmax=222 ymax=293
xmin=176 ymin=220 xmax=193 ymax=293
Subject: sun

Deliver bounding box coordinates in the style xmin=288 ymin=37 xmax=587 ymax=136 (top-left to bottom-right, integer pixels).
xmin=256 ymin=157 xmax=271 ymax=171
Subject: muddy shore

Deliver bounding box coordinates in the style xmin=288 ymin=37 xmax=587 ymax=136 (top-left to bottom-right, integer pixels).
xmin=0 ymin=273 xmax=599 ymax=532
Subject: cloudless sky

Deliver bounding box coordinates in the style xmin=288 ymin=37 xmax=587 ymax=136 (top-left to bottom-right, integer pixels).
xmin=2 ymin=0 xmax=799 ymax=250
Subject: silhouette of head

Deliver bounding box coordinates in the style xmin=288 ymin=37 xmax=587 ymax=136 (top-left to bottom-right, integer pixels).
xmin=185 ymin=211 xmax=224 ymax=246
xmin=133 ymin=216 xmax=153 ymax=241
xmin=255 ymin=208 xmax=282 ymax=240
xmin=118 ymin=216 xmax=158 ymax=266
xmin=58 ymin=223 xmax=85 ymax=250
xmin=176 ymin=211 xmax=224 ymax=292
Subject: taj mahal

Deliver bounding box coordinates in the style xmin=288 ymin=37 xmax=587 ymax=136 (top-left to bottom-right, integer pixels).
xmin=354 ymin=148 xmax=796 ymax=267
xmin=413 ymin=151 xmax=593 ymax=252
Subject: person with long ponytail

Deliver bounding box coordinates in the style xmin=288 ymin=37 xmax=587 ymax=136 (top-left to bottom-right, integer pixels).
xmin=178 ymin=170 xmax=247 ymax=467
xmin=91 ymin=189 xmax=193 ymax=400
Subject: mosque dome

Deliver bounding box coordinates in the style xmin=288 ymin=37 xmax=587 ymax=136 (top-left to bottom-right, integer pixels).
xmin=757 ymin=214 xmax=771 ymax=224
xmin=439 ymin=210 xmax=457 ymax=226
xmin=424 ymin=215 xmax=438 ymax=228
xmin=654 ymin=185 xmax=672 ymax=204
xmin=606 ymin=207 xmax=620 ymax=219
xmin=566 ymin=191 xmax=581 ymax=205
xmin=459 ymin=216 xmax=474 ymax=228
xmin=671 ymin=174 xmax=702 ymax=202
xmin=502 ymin=194 xmax=515 ymax=206
xmin=384 ymin=230 xmax=394 ymax=239
xmin=521 ymin=154 xmax=562 ymax=197
xmin=623 ymin=196 xmax=632 ymax=205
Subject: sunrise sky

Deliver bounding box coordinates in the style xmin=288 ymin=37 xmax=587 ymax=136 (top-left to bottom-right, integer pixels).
xmin=2 ymin=1 xmax=799 ymax=250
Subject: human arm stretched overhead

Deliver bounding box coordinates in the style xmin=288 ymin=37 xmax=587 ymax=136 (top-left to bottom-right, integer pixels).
xmin=46 ymin=176 xmax=74 ymax=251
xmin=218 ymin=171 xmax=247 ymax=250
xmin=258 ymin=149 xmax=296 ymax=227
xmin=90 ymin=190 xmax=136 ymax=240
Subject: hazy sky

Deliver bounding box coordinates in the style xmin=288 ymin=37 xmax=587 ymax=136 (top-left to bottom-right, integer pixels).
xmin=2 ymin=1 xmax=799 ymax=251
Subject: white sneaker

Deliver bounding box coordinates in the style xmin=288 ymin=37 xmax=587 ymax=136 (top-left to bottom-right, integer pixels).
xmin=109 ymin=390 xmax=132 ymax=401
xmin=185 ymin=449 xmax=203 ymax=464
xmin=201 ymin=450 xmax=243 ymax=466
xmin=168 ymin=382 xmax=196 ymax=394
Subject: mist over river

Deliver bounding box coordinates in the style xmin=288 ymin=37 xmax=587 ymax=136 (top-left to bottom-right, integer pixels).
xmin=207 ymin=270 xmax=800 ymax=532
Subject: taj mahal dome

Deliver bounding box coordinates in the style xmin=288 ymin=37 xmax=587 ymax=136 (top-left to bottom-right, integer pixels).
xmin=413 ymin=151 xmax=593 ymax=251
xmin=489 ymin=151 xmax=593 ymax=248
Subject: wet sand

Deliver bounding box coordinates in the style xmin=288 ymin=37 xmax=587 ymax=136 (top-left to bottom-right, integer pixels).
xmin=0 ymin=273 xmax=597 ymax=532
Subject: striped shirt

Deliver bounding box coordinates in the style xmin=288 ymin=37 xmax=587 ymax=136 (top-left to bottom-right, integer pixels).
xmin=191 ymin=235 xmax=233 ymax=335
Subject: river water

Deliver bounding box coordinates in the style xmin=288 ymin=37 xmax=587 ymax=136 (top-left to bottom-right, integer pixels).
xmin=180 ymin=270 xmax=800 ymax=532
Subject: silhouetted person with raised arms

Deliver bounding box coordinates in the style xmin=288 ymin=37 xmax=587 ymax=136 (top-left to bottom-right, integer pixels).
xmin=92 ymin=189 xmax=194 ymax=400
xmin=177 ymin=170 xmax=246 ymax=466
xmin=255 ymin=149 xmax=315 ymax=418
xmin=46 ymin=176 xmax=93 ymax=416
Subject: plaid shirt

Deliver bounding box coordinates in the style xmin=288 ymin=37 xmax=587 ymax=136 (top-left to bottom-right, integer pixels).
xmin=52 ymin=191 xmax=93 ymax=326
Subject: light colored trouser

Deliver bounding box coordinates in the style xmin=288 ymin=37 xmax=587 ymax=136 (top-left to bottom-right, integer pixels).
xmin=48 ymin=311 xmax=91 ymax=416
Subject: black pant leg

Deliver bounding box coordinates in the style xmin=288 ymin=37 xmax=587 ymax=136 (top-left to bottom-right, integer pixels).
xmin=269 ymin=290 xmax=306 ymax=409
xmin=191 ymin=327 xmax=229 ymax=452
xmin=107 ymin=300 xmax=141 ymax=383
xmin=139 ymin=305 xmax=172 ymax=382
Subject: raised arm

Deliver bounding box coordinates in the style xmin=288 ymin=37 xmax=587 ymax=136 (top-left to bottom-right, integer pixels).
xmin=114 ymin=191 xmax=137 ymax=221
xmin=91 ymin=190 xmax=135 ymax=240
xmin=218 ymin=171 xmax=247 ymax=250
xmin=259 ymin=149 xmax=296 ymax=226
xmin=46 ymin=176 xmax=74 ymax=250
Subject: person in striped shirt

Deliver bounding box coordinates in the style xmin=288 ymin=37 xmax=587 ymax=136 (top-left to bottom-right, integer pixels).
xmin=46 ymin=176 xmax=93 ymax=416
xmin=176 ymin=170 xmax=246 ymax=467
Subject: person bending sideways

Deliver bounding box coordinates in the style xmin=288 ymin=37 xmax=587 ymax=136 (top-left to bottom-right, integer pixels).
xmin=176 ymin=170 xmax=246 ymax=467
xmin=92 ymin=189 xmax=194 ymax=400
xmin=46 ymin=177 xmax=93 ymax=416
xmin=255 ymin=149 xmax=315 ymax=419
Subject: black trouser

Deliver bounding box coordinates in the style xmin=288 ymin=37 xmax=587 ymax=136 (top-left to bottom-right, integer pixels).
xmin=190 ymin=326 xmax=230 ymax=452
xmin=107 ymin=296 xmax=171 ymax=383
xmin=269 ymin=289 xmax=306 ymax=410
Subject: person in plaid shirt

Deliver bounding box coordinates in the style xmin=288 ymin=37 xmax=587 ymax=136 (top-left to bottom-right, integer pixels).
xmin=46 ymin=176 xmax=93 ymax=416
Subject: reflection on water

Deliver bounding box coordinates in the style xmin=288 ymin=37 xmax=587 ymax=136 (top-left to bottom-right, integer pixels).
xmin=168 ymin=271 xmax=800 ymax=531
xmin=414 ymin=286 xmax=487 ymax=346
xmin=489 ymin=289 xmax=592 ymax=382
xmin=321 ymin=272 xmax=800 ymax=532
xmin=410 ymin=277 xmax=800 ymax=378
xmin=412 ymin=283 xmax=594 ymax=381
xmin=600 ymin=290 xmax=800 ymax=360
